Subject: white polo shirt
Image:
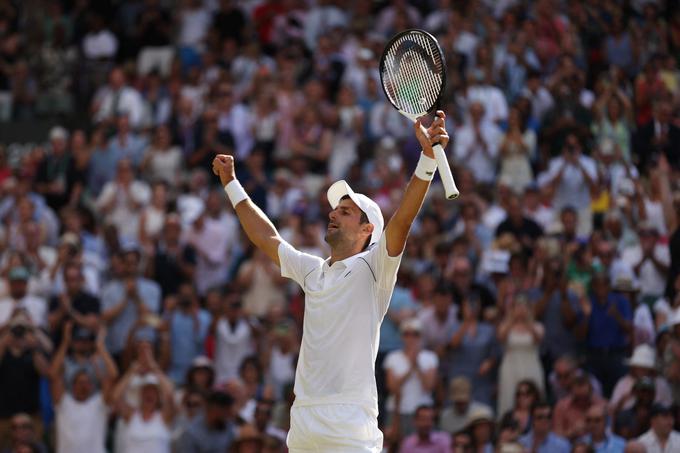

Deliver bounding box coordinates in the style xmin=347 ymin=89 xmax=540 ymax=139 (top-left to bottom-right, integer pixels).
xmin=278 ymin=234 xmax=402 ymax=415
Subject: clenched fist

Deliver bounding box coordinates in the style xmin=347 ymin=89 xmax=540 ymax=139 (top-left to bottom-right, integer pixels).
xmin=212 ymin=154 xmax=236 ymax=186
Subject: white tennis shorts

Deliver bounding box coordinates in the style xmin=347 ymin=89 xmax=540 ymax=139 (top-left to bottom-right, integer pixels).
xmin=287 ymin=404 xmax=383 ymax=452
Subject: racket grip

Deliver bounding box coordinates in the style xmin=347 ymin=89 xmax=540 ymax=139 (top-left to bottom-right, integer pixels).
xmin=433 ymin=144 xmax=460 ymax=200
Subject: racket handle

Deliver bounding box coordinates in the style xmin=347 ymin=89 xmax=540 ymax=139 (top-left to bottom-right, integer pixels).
xmin=433 ymin=144 xmax=460 ymax=200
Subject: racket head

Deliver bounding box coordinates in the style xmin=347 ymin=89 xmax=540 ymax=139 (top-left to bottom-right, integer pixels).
xmin=379 ymin=29 xmax=447 ymax=121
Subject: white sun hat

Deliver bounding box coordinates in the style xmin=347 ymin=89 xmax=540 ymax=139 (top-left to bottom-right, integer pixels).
xmin=626 ymin=344 xmax=656 ymax=369
xmin=327 ymin=180 xmax=384 ymax=246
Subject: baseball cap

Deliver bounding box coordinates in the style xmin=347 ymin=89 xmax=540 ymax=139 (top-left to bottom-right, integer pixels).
xmin=450 ymin=376 xmax=472 ymax=402
xmin=49 ymin=126 xmax=69 ymax=141
xmin=327 ymin=180 xmax=384 ymax=246
xmin=400 ymin=317 xmax=422 ymax=334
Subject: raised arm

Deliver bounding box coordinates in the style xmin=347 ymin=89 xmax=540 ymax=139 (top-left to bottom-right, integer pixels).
xmin=384 ymin=111 xmax=449 ymax=257
xmin=212 ymin=154 xmax=283 ymax=267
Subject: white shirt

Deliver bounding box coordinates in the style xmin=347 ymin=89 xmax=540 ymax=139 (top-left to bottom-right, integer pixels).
xmin=384 ymin=349 xmax=438 ymax=414
xmin=637 ymin=429 xmax=680 ymax=453
xmin=82 ymin=30 xmax=118 ymax=59
xmin=453 ymin=121 xmax=502 ymax=184
xmin=542 ymin=155 xmax=598 ymax=211
xmin=121 ymin=411 xmax=171 ymax=453
xmin=466 ymin=85 xmax=509 ymax=124
xmin=214 ymin=318 xmax=255 ymax=384
xmin=93 ymin=86 xmax=145 ymax=128
xmin=610 ymin=375 xmax=673 ymax=412
xmin=178 ymin=7 xmax=211 ymax=49
xmin=56 ymin=393 xmax=108 ymax=453
xmin=0 ymin=295 xmax=47 ymax=327
xmin=621 ymin=244 xmax=670 ymax=298
xmin=278 ymin=234 xmax=402 ymax=413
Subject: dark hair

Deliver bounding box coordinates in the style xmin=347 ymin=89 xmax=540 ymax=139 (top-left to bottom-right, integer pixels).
xmin=531 ymin=400 xmax=552 ymax=417
xmin=239 ymin=355 xmax=263 ymax=381
xmin=206 ymin=390 xmax=234 ymax=407
xmin=515 ymin=379 xmax=540 ymax=402
xmin=414 ymin=405 xmax=434 ymax=418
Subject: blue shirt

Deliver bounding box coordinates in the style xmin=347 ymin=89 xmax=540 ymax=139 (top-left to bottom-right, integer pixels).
xmin=379 ymin=285 xmax=418 ymax=352
xmin=168 ymin=308 xmax=211 ymax=384
xmin=587 ymin=293 xmax=632 ymax=349
xmin=519 ymin=432 xmax=570 ymax=453
xmin=581 ymin=433 xmax=626 ymax=453
xmin=107 ymin=133 xmax=148 ymax=167
xmin=101 ymin=277 xmax=161 ymax=354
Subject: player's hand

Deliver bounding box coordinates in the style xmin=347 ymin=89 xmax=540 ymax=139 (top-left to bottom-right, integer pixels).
xmin=212 ymin=154 xmax=236 ymax=186
xmin=414 ymin=111 xmax=448 ymax=158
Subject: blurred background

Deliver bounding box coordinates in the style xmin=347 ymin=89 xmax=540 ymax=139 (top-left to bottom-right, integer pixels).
xmin=0 ymin=0 xmax=680 ymax=452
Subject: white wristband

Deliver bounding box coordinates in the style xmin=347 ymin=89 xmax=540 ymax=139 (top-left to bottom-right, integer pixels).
xmin=414 ymin=152 xmax=437 ymax=181
xmin=224 ymin=180 xmax=249 ymax=206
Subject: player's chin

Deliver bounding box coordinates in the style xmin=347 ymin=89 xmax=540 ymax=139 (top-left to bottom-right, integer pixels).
xmin=324 ymin=228 xmax=340 ymax=245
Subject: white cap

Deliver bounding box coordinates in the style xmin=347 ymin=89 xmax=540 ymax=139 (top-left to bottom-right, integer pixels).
xmin=327 ymin=180 xmax=384 ymax=246
xmin=136 ymin=373 xmax=160 ymax=387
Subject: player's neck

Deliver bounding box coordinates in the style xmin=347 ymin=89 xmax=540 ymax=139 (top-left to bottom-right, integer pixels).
xmin=329 ymin=242 xmax=364 ymax=265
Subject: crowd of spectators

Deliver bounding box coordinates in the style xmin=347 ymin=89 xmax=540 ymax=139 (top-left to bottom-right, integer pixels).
xmin=1 ymin=0 xmax=680 ymax=452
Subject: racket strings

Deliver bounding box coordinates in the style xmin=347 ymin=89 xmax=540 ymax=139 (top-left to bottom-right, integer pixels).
xmin=382 ymin=32 xmax=444 ymax=115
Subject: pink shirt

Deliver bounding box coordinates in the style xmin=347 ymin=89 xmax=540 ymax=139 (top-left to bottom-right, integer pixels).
xmin=399 ymin=431 xmax=451 ymax=453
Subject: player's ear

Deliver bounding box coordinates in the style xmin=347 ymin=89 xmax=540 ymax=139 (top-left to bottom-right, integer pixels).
xmin=363 ymin=223 xmax=374 ymax=237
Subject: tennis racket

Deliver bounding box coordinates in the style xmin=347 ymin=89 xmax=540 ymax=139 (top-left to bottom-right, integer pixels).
xmin=379 ymin=29 xmax=459 ymax=199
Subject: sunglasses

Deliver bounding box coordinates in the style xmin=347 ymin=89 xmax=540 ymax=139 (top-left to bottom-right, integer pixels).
xmin=534 ymin=413 xmax=551 ymax=420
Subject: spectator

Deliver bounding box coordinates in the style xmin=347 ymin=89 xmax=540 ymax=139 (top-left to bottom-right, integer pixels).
xmin=445 ymin=295 xmax=498 ymax=407
xmin=146 ymin=213 xmax=196 ymax=299
xmin=0 ymin=267 xmax=47 ymax=328
xmin=92 ymin=67 xmax=144 ymax=129
xmin=50 ymin=322 xmax=117 ymax=453
xmin=497 ymin=296 xmax=545 ymax=417
xmin=613 ymin=376 xmax=655 ymax=439
xmin=581 ymin=402 xmax=626 ymax=453
xmin=541 ymin=133 xmax=598 ymax=236
xmin=135 ymin=0 xmax=174 ymax=76
xmin=101 ymin=244 xmax=161 ymax=360
xmin=519 ymin=401 xmax=570 ymax=453
xmin=112 ymin=348 xmax=175 ymax=453
xmin=0 ymin=312 xmax=50 ymax=444
xmin=399 ymin=405 xmax=450 ymax=453
xmin=610 ymin=344 xmax=672 ymax=413
xmin=34 ymin=126 xmax=70 ymax=212
xmin=251 ymin=400 xmax=286 ymax=443
xmin=465 ymin=405 xmax=495 ymax=453
xmin=502 ymin=380 xmax=542 ymax=435
xmin=95 ymin=159 xmax=151 ymax=242
xmin=453 ymin=102 xmax=502 ymax=185
xmin=621 ymin=222 xmax=670 ymax=305
xmin=530 ymin=259 xmax=581 ymax=366
xmin=213 ymin=293 xmax=257 ymax=385
xmin=384 ymin=318 xmax=438 ymax=435
xmin=47 ymin=262 xmax=100 ymax=342
xmin=236 ymin=248 xmax=287 ymax=319
xmin=417 ymin=282 xmax=458 ymax=359
xmin=439 ymin=376 xmax=493 ymax=435
xmin=577 ymin=272 xmax=633 ymax=396
xmin=138 ymin=181 xmax=169 ymax=255
xmin=139 ymin=126 xmax=182 ymax=189
xmin=498 ymin=106 xmax=535 ymax=190
xmin=553 ymin=372 xmax=607 ymax=441
xmin=636 ymin=403 xmax=680 ymax=453
xmin=165 ymin=282 xmax=211 ymax=384
xmin=106 ymin=115 xmax=149 ymax=169
xmin=0 ymin=414 xmax=47 ymax=453
xmin=176 ymin=390 xmax=236 ymax=452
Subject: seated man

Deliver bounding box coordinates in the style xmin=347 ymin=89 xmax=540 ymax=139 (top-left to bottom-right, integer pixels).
xmin=636 ymin=404 xmax=680 ymax=453
xmin=439 ymin=376 xmax=493 ymax=435
xmin=519 ymin=401 xmax=570 ymax=453
xmin=553 ymin=371 xmax=607 ymax=440
xmin=399 ymin=405 xmax=450 ymax=453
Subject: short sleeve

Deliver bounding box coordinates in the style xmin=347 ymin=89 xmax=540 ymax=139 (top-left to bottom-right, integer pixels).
xmin=364 ymin=234 xmax=403 ymax=290
xmin=278 ymin=241 xmax=324 ymax=288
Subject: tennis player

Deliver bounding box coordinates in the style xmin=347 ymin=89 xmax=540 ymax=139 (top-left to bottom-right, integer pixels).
xmin=212 ymin=111 xmax=449 ymax=452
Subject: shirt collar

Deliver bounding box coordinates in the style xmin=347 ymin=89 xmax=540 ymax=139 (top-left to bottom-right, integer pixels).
xmin=322 ymin=249 xmax=370 ymax=271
